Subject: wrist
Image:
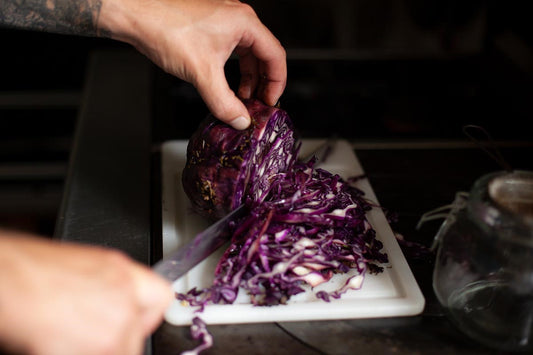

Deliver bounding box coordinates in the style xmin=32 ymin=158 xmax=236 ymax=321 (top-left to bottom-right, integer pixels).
xmin=0 ymin=234 xmax=33 ymax=354
xmin=96 ymin=0 xmax=140 ymax=43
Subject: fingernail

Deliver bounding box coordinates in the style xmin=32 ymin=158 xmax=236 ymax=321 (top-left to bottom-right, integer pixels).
xmin=231 ymin=116 xmax=250 ymax=130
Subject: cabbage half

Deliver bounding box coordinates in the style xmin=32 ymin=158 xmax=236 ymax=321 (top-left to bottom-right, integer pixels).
xmin=182 ymin=99 xmax=296 ymax=220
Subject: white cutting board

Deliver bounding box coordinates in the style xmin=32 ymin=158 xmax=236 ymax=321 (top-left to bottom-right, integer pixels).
xmin=161 ymin=139 xmax=425 ymax=325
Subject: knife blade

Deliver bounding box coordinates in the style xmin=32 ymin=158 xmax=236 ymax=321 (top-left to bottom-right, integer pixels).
xmin=153 ymin=204 xmax=247 ymax=282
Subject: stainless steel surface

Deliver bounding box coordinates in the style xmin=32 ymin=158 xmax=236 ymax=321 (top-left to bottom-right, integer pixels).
xmin=53 ymin=49 xmax=154 ymax=354
xmin=54 ymin=49 xmax=153 ymax=264
xmin=153 ymin=204 xmax=247 ymax=281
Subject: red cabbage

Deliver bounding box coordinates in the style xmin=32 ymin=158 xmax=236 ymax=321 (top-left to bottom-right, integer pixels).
xmin=182 ymin=99 xmax=296 ymax=220
xmin=179 ymin=158 xmax=388 ymax=308
xmin=180 ymin=317 xmax=212 ymax=355
xmin=180 ymin=100 xmax=387 ymax=353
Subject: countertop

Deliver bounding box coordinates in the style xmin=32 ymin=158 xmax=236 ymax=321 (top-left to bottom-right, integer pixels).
xmin=152 ymin=145 xmax=533 ymax=355
xmin=56 ymin=49 xmax=533 ymax=354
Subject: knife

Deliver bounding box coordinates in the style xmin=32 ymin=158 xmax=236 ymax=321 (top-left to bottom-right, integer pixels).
xmin=154 ymin=138 xmax=337 ymax=282
xmin=153 ymin=204 xmax=247 ymax=282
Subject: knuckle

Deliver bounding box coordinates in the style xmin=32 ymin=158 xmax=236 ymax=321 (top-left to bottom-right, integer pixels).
xmin=269 ymin=40 xmax=286 ymax=62
xmin=238 ymin=2 xmax=257 ymax=18
xmin=211 ymin=104 xmax=233 ymax=121
xmin=103 ymin=249 xmax=132 ymax=270
xmin=100 ymin=249 xmax=137 ymax=289
xmin=278 ymin=45 xmax=287 ymax=60
xmin=94 ymin=335 xmax=121 ymax=355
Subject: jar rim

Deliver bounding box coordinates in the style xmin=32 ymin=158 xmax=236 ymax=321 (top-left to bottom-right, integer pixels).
xmin=468 ymin=170 xmax=533 ymax=247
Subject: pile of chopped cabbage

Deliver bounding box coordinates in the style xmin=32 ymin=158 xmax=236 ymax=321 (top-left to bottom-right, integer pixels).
xmin=178 ymin=158 xmax=387 ymax=309
xmin=179 ymin=100 xmax=388 ymax=354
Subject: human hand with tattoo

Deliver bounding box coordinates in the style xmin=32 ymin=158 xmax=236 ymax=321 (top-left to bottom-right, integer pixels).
xmin=0 ymin=0 xmax=287 ymax=130
xmin=0 ymin=0 xmax=286 ymax=353
xmin=108 ymin=0 xmax=287 ymax=129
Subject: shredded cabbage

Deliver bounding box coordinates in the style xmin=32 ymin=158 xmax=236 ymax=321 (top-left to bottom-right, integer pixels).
xmin=179 ymin=100 xmax=388 ymax=354
xmin=179 ymin=157 xmax=387 ymax=308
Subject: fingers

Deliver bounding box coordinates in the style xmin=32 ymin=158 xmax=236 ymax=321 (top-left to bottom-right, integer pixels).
xmin=237 ymin=21 xmax=287 ymax=107
xmin=130 ymin=264 xmax=174 ymax=336
xmin=184 ymin=2 xmax=286 ymax=128
xmin=238 ymin=51 xmax=259 ymax=100
xmin=237 ymin=47 xmax=286 ymax=107
xmin=257 ymin=57 xmax=287 ymax=107
xmin=195 ymin=66 xmax=251 ymax=130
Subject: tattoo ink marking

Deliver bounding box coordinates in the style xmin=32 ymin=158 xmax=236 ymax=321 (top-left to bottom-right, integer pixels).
xmin=0 ymin=0 xmax=110 ymax=37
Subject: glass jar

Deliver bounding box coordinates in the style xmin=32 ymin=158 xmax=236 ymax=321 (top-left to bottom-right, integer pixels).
xmin=432 ymin=170 xmax=533 ymax=352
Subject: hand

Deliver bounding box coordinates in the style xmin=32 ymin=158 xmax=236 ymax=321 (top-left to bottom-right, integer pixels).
xmin=99 ymin=0 xmax=287 ymax=129
xmin=0 ymin=231 xmax=173 ymax=355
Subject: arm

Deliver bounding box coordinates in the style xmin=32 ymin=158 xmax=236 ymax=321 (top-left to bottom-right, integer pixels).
xmin=0 ymin=0 xmax=106 ymax=37
xmin=0 ymin=230 xmax=173 ymax=355
xmin=0 ymin=0 xmax=287 ymax=130
xmin=100 ymin=0 xmax=287 ymax=129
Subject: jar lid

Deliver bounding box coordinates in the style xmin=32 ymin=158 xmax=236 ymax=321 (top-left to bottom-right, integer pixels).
xmin=469 ymin=170 xmax=533 ymax=246
xmin=488 ymin=171 xmax=533 ymax=219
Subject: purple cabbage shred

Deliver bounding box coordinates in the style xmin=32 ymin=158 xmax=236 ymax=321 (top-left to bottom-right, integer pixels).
xmin=178 ymin=159 xmax=388 ymax=308
xmin=181 ymin=317 xmax=212 ymax=355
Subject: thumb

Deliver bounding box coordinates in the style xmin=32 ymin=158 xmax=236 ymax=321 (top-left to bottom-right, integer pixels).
xmin=195 ymin=67 xmax=251 ymax=130
xmin=131 ymin=266 xmax=174 ymax=335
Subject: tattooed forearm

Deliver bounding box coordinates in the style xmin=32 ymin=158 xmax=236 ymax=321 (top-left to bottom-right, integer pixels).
xmin=0 ymin=0 xmax=110 ymax=37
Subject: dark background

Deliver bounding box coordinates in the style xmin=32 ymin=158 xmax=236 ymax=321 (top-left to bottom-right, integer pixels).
xmin=0 ymin=0 xmax=532 ymax=236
